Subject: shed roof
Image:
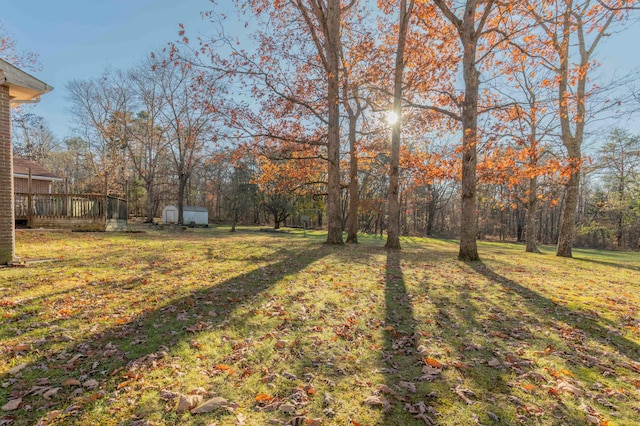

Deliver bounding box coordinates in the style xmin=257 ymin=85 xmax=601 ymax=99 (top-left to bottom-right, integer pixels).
xmin=0 ymin=58 xmax=53 ymax=102
xmin=184 ymin=206 xmax=208 ymax=213
xmin=13 ymin=157 xmax=62 ymax=181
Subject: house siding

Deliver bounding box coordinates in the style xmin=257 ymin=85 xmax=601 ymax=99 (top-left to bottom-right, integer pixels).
xmin=14 ymin=177 xmax=51 ymax=193
xmin=0 ymin=84 xmax=14 ymax=264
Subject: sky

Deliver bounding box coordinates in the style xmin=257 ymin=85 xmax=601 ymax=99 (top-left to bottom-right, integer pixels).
xmin=2 ymin=1 xmax=640 ymax=142
xmin=2 ymin=0 xmax=232 ymax=139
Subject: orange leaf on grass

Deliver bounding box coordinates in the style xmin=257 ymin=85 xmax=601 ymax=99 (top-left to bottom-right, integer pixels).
xmin=117 ymin=379 xmax=134 ymax=389
xmin=424 ymin=358 xmax=444 ymax=368
xmin=7 ymin=344 xmax=29 ymax=352
xmin=560 ymin=369 xmax=574 ymax=377
xmin=215 ymin=364 xmax=231 ymax=371
xmin=255 ymin=393 xmax=274 ymax=403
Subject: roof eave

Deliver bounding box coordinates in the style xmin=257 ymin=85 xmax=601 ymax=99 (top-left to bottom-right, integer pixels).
xmin=13 ymin=173 xmax=63 ymax=182
xmin=0 ymin=58 xmax=53 ymax=102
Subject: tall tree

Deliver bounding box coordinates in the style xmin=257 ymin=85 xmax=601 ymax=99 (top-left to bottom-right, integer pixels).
xmin=431 ymin=0 xmax=499 ymax=261
xmin=290 ymin=0 xmax=346 ymax=244
xmin=127 ymin=60 xmax=171 ymax=222
xmin=154 ymin=60 xmax=218 ymax=225
xmin=597 ymin=128 xmax=640 ymax=248
xmin=521 ymin=0 xmax=636 ymax=257
xmin=194 ymin=0 xmax=355 ymax=243
xmin=12 ymin=112 xmax=57 ymax=163
xmin=384 ymin=0 xmax=416 ymax=250
xmin=67 ymin=69 xmax=133 ymax=193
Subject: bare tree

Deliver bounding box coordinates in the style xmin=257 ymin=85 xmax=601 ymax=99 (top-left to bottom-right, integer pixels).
xmin=154 ymin=60 xmax=218 ymax=225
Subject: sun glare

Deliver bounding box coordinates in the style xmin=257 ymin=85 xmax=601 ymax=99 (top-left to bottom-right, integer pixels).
xmin=387 ymin=111 xmax=399 ymax=125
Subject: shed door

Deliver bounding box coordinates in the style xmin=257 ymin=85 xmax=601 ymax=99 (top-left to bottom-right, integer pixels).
xmin=166 ymin=209 xmax=177 ymax=224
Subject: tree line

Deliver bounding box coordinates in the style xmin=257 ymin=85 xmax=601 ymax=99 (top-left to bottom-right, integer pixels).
xmin=7 ymin=1 xmax=640 ymax=257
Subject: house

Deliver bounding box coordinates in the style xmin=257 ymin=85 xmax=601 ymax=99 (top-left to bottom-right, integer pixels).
xmin=1 ymin=58 xmax=53 ymax=265
xmin=13 ymin=157 xmax=62 ymax=194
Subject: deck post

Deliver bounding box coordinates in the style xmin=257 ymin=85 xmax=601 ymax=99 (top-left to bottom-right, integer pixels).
xmin=27 ymin=167 xmax=33 ymax=228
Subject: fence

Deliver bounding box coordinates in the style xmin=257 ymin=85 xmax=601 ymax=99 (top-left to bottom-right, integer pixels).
xmin=15 ymin=193 xmax=127 ymax=227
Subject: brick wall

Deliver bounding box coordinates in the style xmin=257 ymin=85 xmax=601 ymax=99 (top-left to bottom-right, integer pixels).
xmin=14 ymin=178 xmax=51 ymax=193
xmin=0 ymin=84 xmax=14 ymax=264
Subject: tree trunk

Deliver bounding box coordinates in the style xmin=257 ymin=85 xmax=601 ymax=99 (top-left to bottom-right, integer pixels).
xmin=346 ymin=114 xmax=359 ymax=243
xmin=385 ymin=0 xmax=413 ymax=250
xmin=230 ymin=198 xmax=237 ymax=232
xmin=324 ymin=0 xmax=343 ymax=245
xmin=616 ymin=200 xmax=624 ymax=248
xmin=457 ymin=36 xmax=480 ymax=261
xmin=385 ymin=116 xmax=402 ymax=249
xmin=145 ymin=180 xmax=154 ymax=223
xmin=556 ymin=169 xmax=579 ymax=257
xmin=177 ymin=174 xmax=187 ymax=225
xmin=525 ymin=176 xmax=540 ymax=253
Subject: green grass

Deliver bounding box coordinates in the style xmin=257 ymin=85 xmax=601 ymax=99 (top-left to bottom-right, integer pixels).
xmin=1 ymin=226 xmax=639 ymax=425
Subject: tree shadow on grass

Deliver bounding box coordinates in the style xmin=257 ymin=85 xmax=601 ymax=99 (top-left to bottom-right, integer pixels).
xmin=381 ymin=249 xmax=427 ymax=425
xmin=0 ymin=244 xmax=330 ymax=426
xmin=572 ymin=256 xmax=640 ymax=272
xmin=470 ymin=261 xmax=640 ymax=360
xmin=461 ymin=261 xmax=640 ymax=424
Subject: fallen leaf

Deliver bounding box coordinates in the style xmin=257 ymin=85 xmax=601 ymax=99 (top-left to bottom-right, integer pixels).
xmin=63 ymin=378 xmax=81 ymax=387
xmin=83 ymin=379 xmax=99 ymax=389
xmin=364 ymin=395 xmax=391 ymax=411
xmin=418 ymin=365 xmax=442 ymax=381
xmin=7 ymin=344 xmax=29 ymax=352
xmin=236 ymin=412 xmax=247 ymax=425
xmin=488 ymin=358 xmax=501 ymax=368
xmin=423 ymin=358 xmax=443 ymax=369
xmin=117 ymin=379 xmax=135 ymax=389
xmin=43 ymin=387 xmax=60 ymax=400
xmin=255 ymin=393 xmax=274 ymax=403
xmin=399 ymin=381 xmax=417 ymax=393
xmin=585 ymin=414 xmax=600 ymax=424
xmin=454 ymin=386 xmax=476 ymax=405
xmin=619 ymin=361 xmax=640 ymax=374
xmin=560 ymin=368 xmax=574 ymax=378
xmin=279 ymin=402 xmax=296 ymax=414
xmin=46 ymin=410 xmax=61 ymax=421
xmin=8 ymin=363 xmax=27 ymax=375
xmin=2 ymin=398 xmax=21 ymax=411
xmin=191 ymin=396 xmax=236 ymax=414
xmin=176 ymin=394 xmax=203 ymax=413
xmin=414 ymin=413 xmax=437 ymax=425
xmin=557 ymin=380 xmax=584 ymax=397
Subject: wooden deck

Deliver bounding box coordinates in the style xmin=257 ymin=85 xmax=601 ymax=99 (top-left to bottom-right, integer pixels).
xmin=15 ymin=192 xmax=127 ymax=230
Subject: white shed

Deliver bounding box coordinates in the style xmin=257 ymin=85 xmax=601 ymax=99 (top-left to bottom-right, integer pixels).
xmin=183 ymin=206 xmax=209 ymax=225
xmin=162 ymin=205 xmax=179 ymax=224
xmin=162 ymin=205 xmax=209 ymax=225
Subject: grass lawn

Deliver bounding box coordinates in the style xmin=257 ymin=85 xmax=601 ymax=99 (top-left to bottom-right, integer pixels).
xmin=1 ymin=226 xmax=639 ymax=426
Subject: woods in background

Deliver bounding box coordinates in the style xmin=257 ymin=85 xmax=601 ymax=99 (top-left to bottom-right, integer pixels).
xmin=10 ymin=0 xmax=640 ymax=254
